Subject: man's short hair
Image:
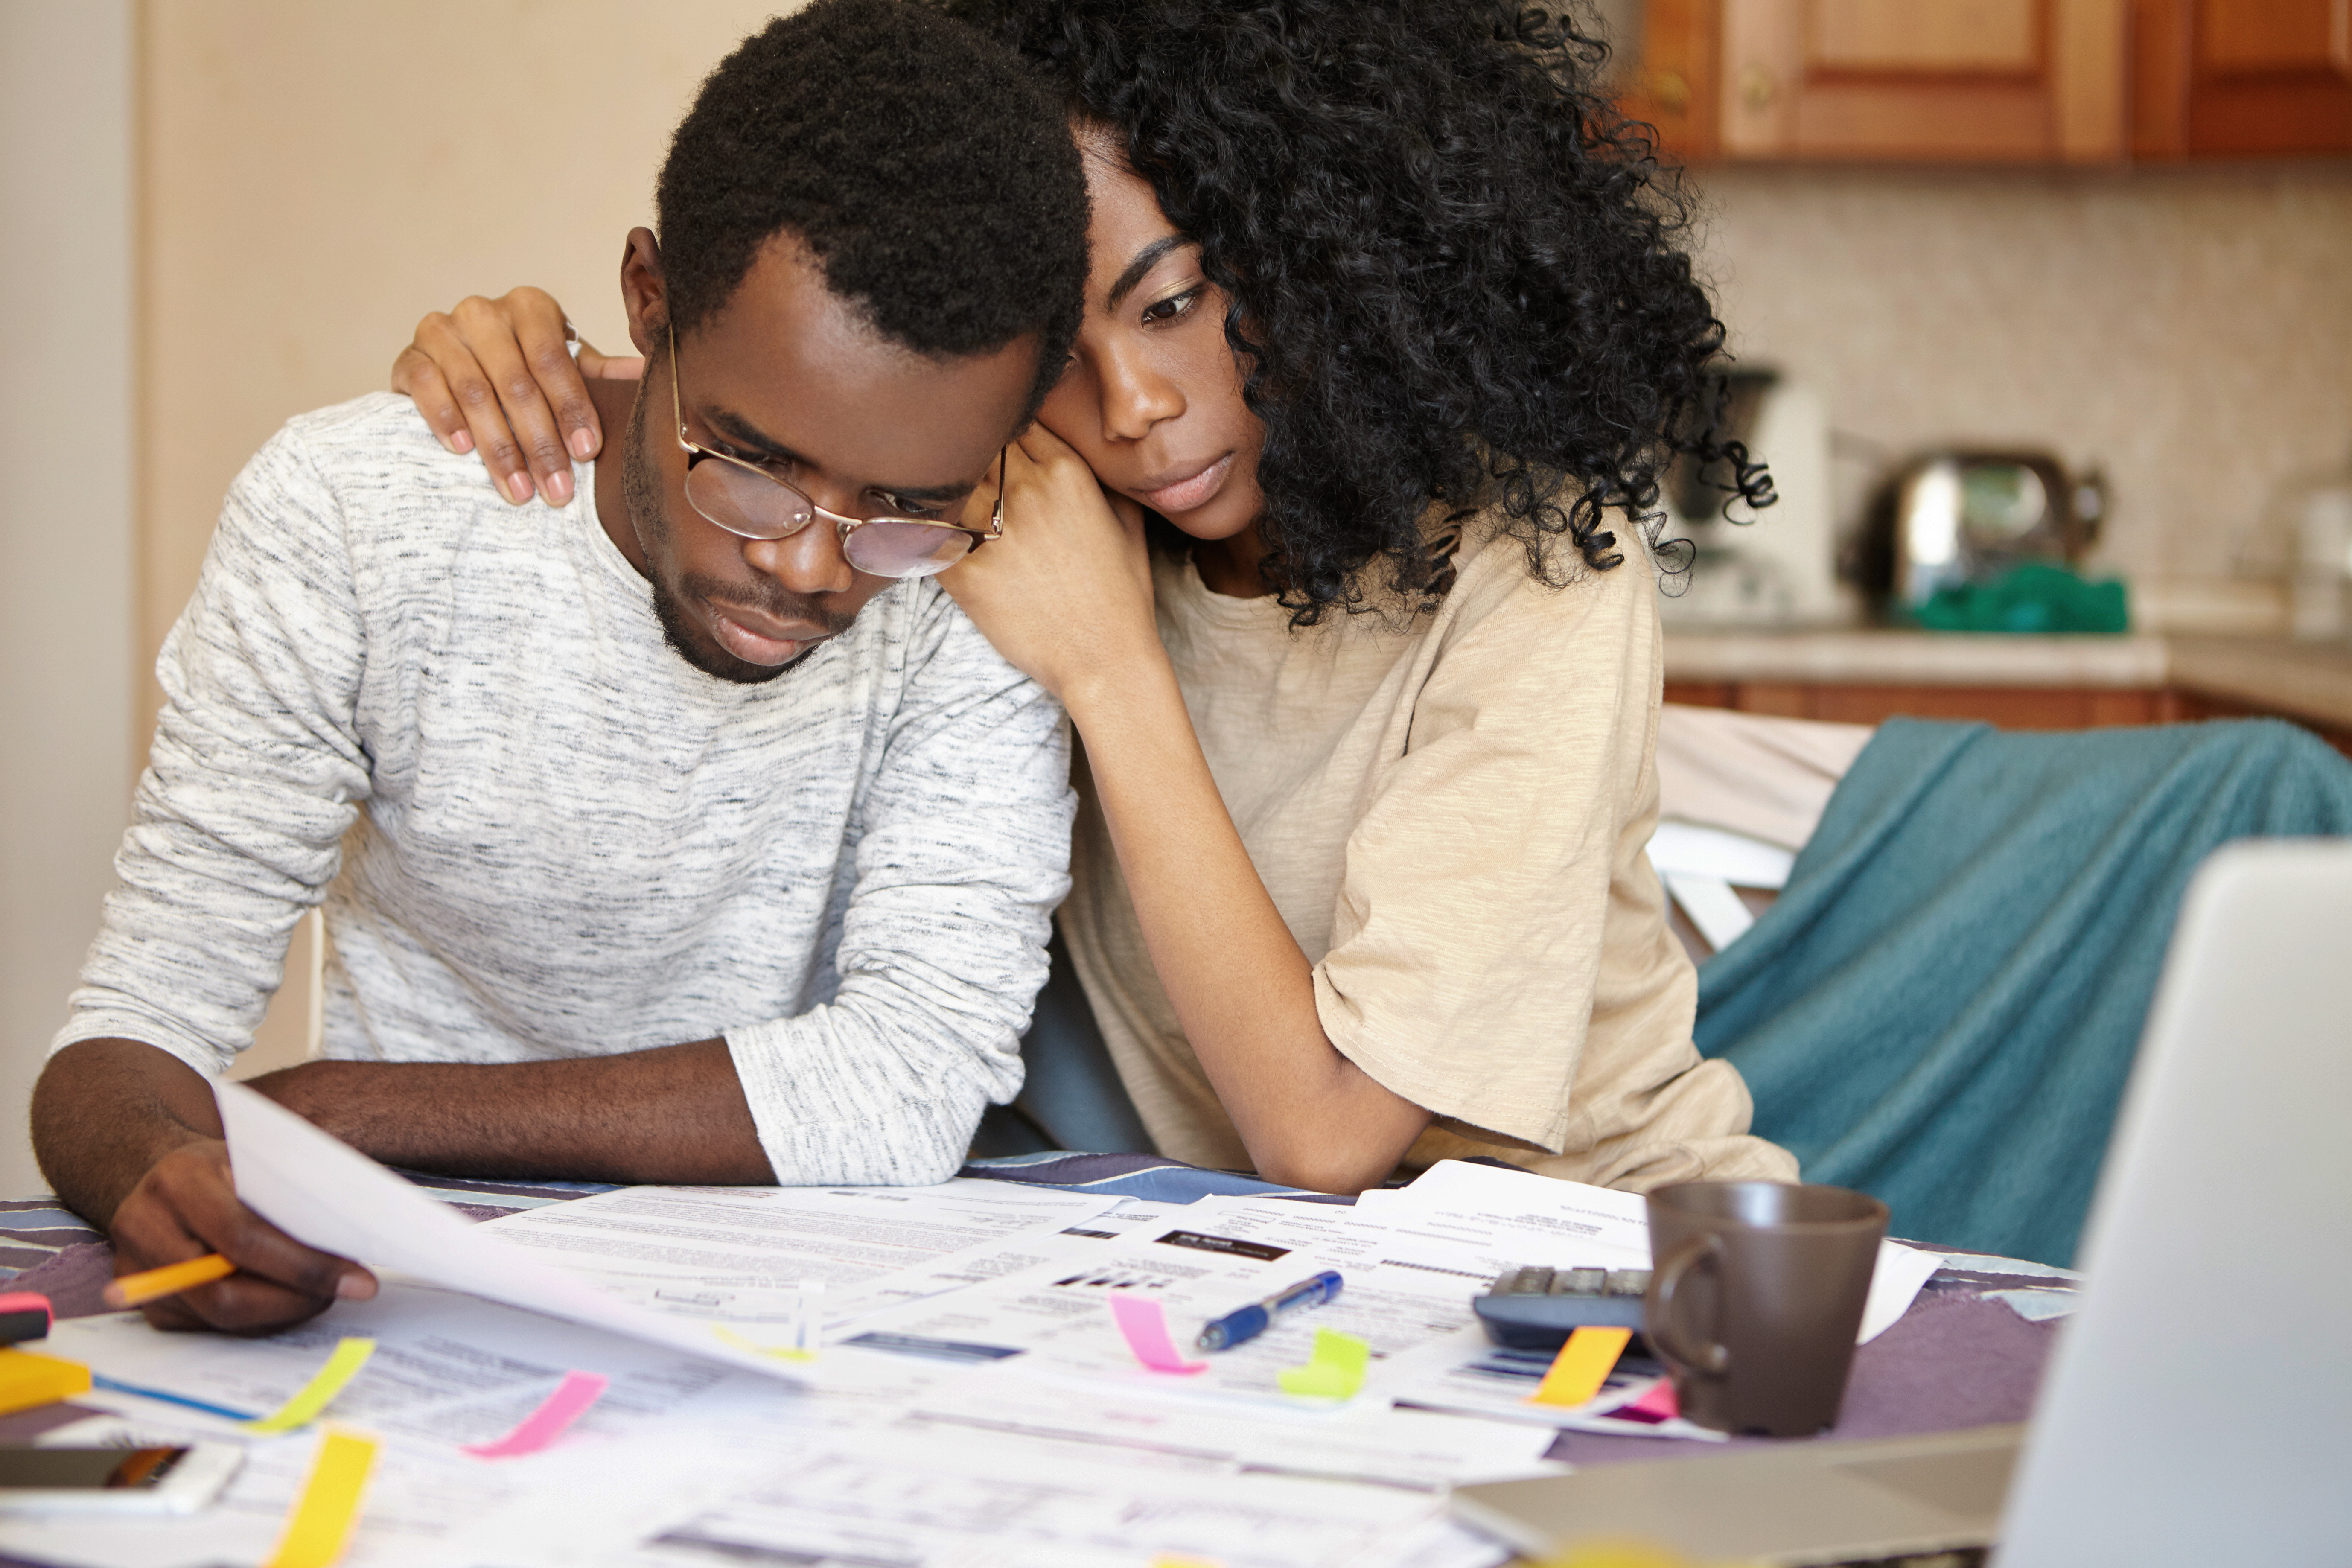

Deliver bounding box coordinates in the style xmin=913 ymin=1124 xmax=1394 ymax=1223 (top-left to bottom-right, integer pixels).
xmin=656 ymin=0 xmax=1088 ymax=422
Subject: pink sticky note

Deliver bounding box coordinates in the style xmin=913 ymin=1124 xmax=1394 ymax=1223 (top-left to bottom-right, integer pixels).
xmin=1108 ymin=1293 xmax=1207 ymax=1375
xmin=1616 ymin=1378 xmax=1679 ymax=1422
xmin=462 ymin=1370 xmax=610 ymax=1459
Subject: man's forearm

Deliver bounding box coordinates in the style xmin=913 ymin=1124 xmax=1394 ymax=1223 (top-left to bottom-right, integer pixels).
xmin=246 ymin=1038 xmax=772 ymax=1184
xmin=33 ymin=1039 xmax=230 ymax=1230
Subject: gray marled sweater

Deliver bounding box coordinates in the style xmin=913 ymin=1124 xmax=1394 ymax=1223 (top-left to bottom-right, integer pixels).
xmin=53 ymin=394 xmax=1074 ymax=1184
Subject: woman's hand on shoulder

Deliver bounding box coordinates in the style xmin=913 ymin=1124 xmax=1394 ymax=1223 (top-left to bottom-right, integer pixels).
xmin=388 ymin=287 xmax=644 ymax=508
xmin=940 ymin=421 xmax=1166 ymax=709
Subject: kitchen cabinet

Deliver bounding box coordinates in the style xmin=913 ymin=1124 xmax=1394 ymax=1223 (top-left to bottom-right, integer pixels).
xmin=1662 ymin=632 xmax=2352 ymax=757
xmin=1666 ymin=679 xmax=2163 ymax=727
xmin=2131 ymin=0 xmax=2352 ymax=156
xmin=1630 ymin=0 xmax=2352 ymax=162
xmin=1666 ymin=680 xmax=2352 ymax=755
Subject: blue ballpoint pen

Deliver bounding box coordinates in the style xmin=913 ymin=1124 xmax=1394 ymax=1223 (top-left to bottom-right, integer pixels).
xmin=1195 ymin=1270 xmax=1344 ymax=1352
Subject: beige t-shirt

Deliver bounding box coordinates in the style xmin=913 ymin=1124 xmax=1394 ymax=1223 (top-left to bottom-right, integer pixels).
xmin=1058 ymin=519 xmax=1798 ymax=1190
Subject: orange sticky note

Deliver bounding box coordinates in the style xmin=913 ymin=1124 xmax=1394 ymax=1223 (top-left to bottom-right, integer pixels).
xmin=1528 ymin=1326 xmax=1633 ymax=1409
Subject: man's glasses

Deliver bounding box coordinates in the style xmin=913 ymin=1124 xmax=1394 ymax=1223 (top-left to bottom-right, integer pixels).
xmin=669 ymin=332 xmax=1002 ymax=580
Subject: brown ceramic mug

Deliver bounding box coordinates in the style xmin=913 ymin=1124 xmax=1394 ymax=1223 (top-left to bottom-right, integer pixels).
xmin=1642 ymin=1181 xmax=1889 ymax=1437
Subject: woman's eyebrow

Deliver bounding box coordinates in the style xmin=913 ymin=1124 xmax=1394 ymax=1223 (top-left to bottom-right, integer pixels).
xmin=1105 ymin=236 xmax=1187 ymax=312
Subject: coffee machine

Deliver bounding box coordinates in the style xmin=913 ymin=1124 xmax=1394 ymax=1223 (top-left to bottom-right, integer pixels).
xmin=1653 ymin=370 xmax=1845 ymax=628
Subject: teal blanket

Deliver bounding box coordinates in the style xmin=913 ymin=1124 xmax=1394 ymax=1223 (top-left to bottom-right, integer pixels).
xmin=1697 ymin=717 xmax=2352 ymax=1266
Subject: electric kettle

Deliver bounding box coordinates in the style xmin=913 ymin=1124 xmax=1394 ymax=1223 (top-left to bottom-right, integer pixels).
xmin=1857 ymin=452 xmax=2107 ymax=614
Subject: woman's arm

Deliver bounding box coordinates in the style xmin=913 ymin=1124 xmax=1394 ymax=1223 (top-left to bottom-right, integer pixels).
xmin=944 ymin=428 xmax=1432 ymax=1194
xmin=389 ymin=288 xmax=642 ymax=508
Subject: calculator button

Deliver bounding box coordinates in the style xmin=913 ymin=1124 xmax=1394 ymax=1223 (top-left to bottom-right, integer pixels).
xmin=1605 ymin=1269 xmax=1651 ymax=1297
xmin=1510 ymin=1267 xmax=1556 ymax=1295
xmin=1552 ymin=1268 xmax=1608 ymax=1296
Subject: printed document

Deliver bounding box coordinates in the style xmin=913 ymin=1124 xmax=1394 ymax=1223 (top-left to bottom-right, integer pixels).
xmin=216 ymin=1081 xmax=827 ymax=1379
xmin=1379 ymin=1160 xmax=1938 ymax=1343
xmin=836 ymin=1195 xmax=1495 ymax=1405
xmin=477 ymin=1180 xmax=1119 ymax=1327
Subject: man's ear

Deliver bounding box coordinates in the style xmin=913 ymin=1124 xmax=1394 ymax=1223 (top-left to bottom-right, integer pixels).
xmin=618 ymin=228 xmax=667 ymax=357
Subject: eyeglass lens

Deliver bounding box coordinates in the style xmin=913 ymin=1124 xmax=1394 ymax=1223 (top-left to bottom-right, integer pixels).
xmin=682 ymin=459 xmax=979 ymax=579
xmin=842 ymin=518 xmax=980 ymax=578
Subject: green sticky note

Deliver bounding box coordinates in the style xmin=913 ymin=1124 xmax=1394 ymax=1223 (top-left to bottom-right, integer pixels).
xmin=245 ymin=1338 xmax=376 ymax=1434
xmin=1277 ymin=1329 xmax=1370 ymax=1400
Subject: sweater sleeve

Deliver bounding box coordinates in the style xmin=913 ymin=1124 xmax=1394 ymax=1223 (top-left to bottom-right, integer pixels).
xmin=723 ymin=588 xmax=1074 ymax=1185
xmin=52 ymin=425 xmax=371 ymax=1077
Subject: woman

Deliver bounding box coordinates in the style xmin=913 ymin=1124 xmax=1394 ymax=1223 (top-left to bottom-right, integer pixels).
xmin=391 ymin=0 xmax=1796 ymax=1195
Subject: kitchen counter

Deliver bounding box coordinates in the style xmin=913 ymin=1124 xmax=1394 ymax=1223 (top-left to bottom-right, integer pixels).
xmin=1663 ymin=630 xmax=2352 ymax=733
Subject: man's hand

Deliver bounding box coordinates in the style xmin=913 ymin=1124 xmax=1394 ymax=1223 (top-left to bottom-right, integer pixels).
xmin=106 ymin=1139 xmax=376 ymax=1335
xmin=34 ymin=1038 xmax=378 ymax=1335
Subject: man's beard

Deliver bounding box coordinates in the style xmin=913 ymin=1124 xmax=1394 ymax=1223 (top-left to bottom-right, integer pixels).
xmin=620 ymin=395 xmax=855 ymax=686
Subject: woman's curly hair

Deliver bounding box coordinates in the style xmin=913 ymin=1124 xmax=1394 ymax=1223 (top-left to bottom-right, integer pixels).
xmin=935 ymin=0 xmax=1770 ymax=621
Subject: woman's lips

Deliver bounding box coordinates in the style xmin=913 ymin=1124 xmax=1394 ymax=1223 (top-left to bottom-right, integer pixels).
xmin=1137 ymin=452 xmax=1234 ymax=516
xmin=707 ymin=605 xmax=825 ymax=667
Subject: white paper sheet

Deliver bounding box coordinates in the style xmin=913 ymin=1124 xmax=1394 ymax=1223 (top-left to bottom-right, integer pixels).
xmin=476 ymin=1180 xmax=1119 ymax=1329
xmin=49 ymin=1113 xmax=1946 ymax=1568
xmin=835 ymin=1196 xmax=1498 ymax=1408
xmin=565 ymin=1422 xmax=1469 ymax=1568
xmin=216 ymin=1080 xmax=807 ymax=1379
xmin=818 ymin=1196 xmax=1191 ymax=1322
xmin=1935 ymin=1250 xmax=2084 ymax=1282
xmin=1384 ymin=1160 xmax=1936 ymax=1343
xmin=48 ymin=1284 xmax=787 ymax=1454
xmin=1382 ymin=1325 xmax=1728 ymax=1443
xmin=1987 ymin=1286 xmax=2081 ymax=1322
xmin=903 ymin=1368 xmax=1562 ymax=1489
xmin=0 ymin=1416 xmax=579 ymax=1568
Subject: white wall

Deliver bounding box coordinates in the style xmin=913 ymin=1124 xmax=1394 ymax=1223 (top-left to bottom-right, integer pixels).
xmin=1696 ymin=161 xmax=2352 ymax=583
xmin=0 ymin=0 xmax=136 ymax=1197
xmin=138 ymin=1 xmax=793 ymax=1083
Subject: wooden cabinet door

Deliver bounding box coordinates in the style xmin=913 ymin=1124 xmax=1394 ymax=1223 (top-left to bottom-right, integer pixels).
xmin=2133 ymin=0 xmax=2352 ymax=155
xmin=1705 ymin=0 xmax=2129 ymax=160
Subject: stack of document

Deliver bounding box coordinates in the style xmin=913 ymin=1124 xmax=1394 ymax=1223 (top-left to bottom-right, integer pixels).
xmin=8 ymin=1087 xmax=1937 ymax=1568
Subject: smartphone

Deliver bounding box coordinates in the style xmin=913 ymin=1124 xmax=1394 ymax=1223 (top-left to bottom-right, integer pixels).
xmin=0 ymin=1444 xmax=243 ymax=1516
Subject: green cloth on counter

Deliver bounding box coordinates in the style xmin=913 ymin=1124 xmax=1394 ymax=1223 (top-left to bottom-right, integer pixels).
xmin=1912 ymin=561 xmax=2129 ymax=634
xmin=1696 ymin=716 xmax=2352 ymax=1265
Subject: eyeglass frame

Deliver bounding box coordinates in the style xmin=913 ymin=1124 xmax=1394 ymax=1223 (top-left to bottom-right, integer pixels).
xmin=667 ymin=328 xmax=1004 ymax=562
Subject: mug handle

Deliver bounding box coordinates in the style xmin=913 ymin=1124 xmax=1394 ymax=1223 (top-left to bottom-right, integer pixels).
xmin=1647 ymin=1234 xmax=1731 ymax=1375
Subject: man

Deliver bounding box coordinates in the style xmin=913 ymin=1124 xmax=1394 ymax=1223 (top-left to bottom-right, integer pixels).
xmin=30 ymin=0 xmax=1091 ymax=1335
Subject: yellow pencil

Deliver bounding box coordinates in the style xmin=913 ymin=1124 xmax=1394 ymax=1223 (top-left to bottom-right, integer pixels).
xmin=103 ymin=1253 xmax=236 ymax=1308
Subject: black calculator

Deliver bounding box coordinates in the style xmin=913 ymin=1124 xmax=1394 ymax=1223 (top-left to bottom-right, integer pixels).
xmin=1472 ymin=1265 xmax=1652 ymax=1352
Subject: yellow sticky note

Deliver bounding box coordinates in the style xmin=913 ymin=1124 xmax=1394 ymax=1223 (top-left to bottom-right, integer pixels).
xmin=245 ymin=1338 xmax=375 ymax=1434
xmin=1536 ymin=1541 xmax=1696 ymax=1568
xmin=1529 ymin=1326 xmax=1633 ymax=1409
xmin=1275 ymin=1328 xmax=1370 ymax=1400
xmin=714 ymin=1324 xmax=816 ymax=1363
xmin=264 ymin=1428 xmax=379 ymax=1568
xmin=0 ymin=1348 xmax=90 ymax=1417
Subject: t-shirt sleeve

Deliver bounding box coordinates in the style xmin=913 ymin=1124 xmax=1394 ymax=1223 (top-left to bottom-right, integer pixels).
xmin=52 ymin=424 xmax=372 ymax=1077
xmin=723 ymin=587 xmax=1074 ymax=1186
xmin=1310 ymin=538 xmax=1725 ymax=1160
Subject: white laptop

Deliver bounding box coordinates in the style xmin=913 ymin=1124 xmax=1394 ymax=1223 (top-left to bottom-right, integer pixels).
xmin=1451 ymin=840 xmax=2352 ymax=1566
